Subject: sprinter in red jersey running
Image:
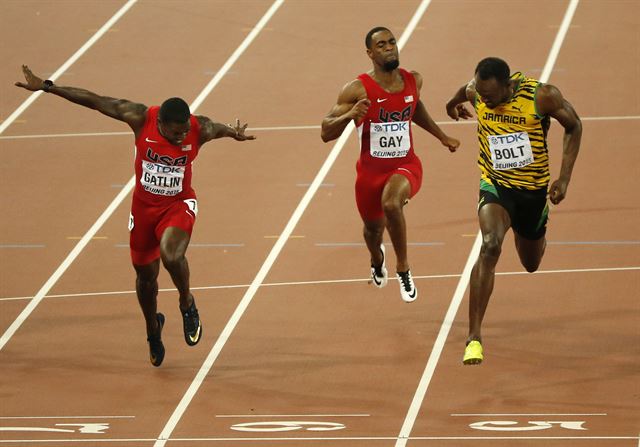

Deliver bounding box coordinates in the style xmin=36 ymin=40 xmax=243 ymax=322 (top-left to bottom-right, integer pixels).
xmin=321 ymin=27 xmax=459 ymax=302
xmin=16 ymin=65 xmax=255 ymax=367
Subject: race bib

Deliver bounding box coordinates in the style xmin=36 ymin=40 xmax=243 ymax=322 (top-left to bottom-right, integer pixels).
xmin=488 ymin=132 xmax=534 ymax=170
xmin=369 ymin=121 xmax=411 ymax=158
xmin=141 ymin=161 xmax=185 ymax=196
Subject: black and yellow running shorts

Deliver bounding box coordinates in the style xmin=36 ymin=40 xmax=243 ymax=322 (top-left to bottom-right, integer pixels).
xmin=478 ymin=179 xmax=549 ymax=240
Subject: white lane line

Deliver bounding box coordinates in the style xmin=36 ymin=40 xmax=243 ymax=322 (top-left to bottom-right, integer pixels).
xmin=394 ymin=1 xmax=581 ymax=446
xmin=451 ymin=413 xmax=607 ymax=416
xmin=548 ymin=240 xmax=640 ymax=245
xmin=153 ymin=2 xmax=432 ymax=446
xmin=152 ymin=1 xmax=285 ymax=445
xmin=580 ymin=115 xmax=640 ymax=121
xmin=2 ymin=114 xmax=638 ymax=140
xmin=1 ymin=265 xmax=637 ymax=303
xmin=314 ymin=242 xmax=445 ymax=246
xmin=540 ymin=0 xmax=580 ymax=82
xmin=396 ymin=234 xmax=482 ymax=445
xmin=0 ymin=416 xmax=134 ymax=420
xmin=0 ymin=0 xmax=138 ymax=136
xmin=0 ymin=131 xmax=132 ymax=139
xmin=0 ymin=435 xmax=636 ymax=443
xmin=215 ymin=414 xmax=370 ymax=418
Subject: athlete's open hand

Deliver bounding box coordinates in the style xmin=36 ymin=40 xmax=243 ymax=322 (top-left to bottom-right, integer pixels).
xmin=15 ymin=65 xmax=47 ymax=92
xmin=549 ymin=178 xmax=569 ymax=204
xmin=441 ymin=135 xmax=460 ymax=153
xmin=228 ymin=119 xmax=256 ymax=141
xmin=447 ymin=103 xmax=473 ymax=121
xmin=349 ymin=98 xmax=371 ymax=122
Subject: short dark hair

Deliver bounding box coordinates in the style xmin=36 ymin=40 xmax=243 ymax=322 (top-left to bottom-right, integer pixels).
xmin=159 ymin=97 xmax=190 ymax=124
xmin=365 ymin=26 xmax=391 ymax=49
xmin=475 ymin=57 xmax=511 ymax=84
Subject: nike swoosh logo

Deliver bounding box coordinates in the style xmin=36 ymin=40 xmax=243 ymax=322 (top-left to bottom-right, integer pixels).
xmin=409 ymin=289 xmax=416 ymax=299
xmin=377 ymin=98 xmax=388 ymax=103
xmin=145 ymin=137 xmax=158 ymax=143
xmin=189 ymin=324 xmax=202 ymax=343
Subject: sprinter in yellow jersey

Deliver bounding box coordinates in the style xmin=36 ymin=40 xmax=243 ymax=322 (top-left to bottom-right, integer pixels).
xmin=446 ymin=57 xmax=582 ymax=365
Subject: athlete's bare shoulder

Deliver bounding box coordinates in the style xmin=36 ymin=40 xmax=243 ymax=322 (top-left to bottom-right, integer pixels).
xmin=335 ymin=78 xmax=367 ymax=106
xmin=535 ymin=83 xmax=565 ymax=114
xmin=409 ymin=70 xmax=423 ymax=90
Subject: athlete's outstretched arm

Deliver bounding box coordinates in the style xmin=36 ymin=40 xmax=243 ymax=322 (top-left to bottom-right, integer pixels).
xmin=445 ymin=79 xmax=476 ymax=121
xmin=196 ymin=116 xmax=256 ymax=146
xmin=15 ymin=65 xmax=146 ymax=132
xmin=537 ymin=84 xmax=582 ymax=205
xmin=321 ymin=79 xmax=369 ymax=142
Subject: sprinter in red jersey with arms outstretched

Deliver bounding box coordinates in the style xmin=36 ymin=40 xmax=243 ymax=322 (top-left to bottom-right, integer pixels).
xmin=16 ymin=65 xmax=255 ymax=367
xmin=321 ymin=27 xmax=459 ymax=303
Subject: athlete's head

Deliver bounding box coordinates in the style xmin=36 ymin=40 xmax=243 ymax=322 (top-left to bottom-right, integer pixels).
xmin=366 ymin=27 xmax=399 ymax=72
xmin=474 ymin=57 xmax=512 ymax=109
xmin=158 ymin=97 xmax=191 ymax=145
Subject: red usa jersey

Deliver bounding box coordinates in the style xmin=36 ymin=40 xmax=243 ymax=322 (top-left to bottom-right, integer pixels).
xmin=133 ymin=106 xmax=201 ymax=205
xmin=356 ymin=68 xmax=419 ymax=172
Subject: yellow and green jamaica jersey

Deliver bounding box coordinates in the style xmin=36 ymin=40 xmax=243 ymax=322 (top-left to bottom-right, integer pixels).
xmin=474 ymin=72 xmax=551 ymax=190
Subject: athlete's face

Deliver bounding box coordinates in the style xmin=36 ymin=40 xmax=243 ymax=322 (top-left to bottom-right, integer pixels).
xmin=474 ymin=75 xmax=511 ymax=109
xmin=368 ymin=30 xmax=400 ymax=72
xmin=158 ymin=119 xmax=190 ymax=146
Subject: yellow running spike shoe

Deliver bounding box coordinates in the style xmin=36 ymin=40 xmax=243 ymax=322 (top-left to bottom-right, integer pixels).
xmin=463 ymin=340 xmax=483 ymax=365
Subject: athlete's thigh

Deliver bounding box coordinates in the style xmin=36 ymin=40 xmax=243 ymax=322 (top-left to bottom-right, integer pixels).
xmin=130 ymin=202 xmax=163 ymax=265
xmin=394 ymin=156 xmax=423 ymax=200
xmin=511 ymin=189 xmax=548 ymax=266
xmin=514 ymin=231 xmax=545 ymax=255
xmin=382 ymin=173 xmax=412 ymax=205
xmin=355 ymin=169 xmax=387 ymax=221
xmin=478 ymin=202 xmax=511 ymax=245
xmin=511 ymin=188 xmax=548 ymax=240
xmin=157 ymin=199 xmax=197 ymax=258
xmin=160 ymin=226 xmax=190 ymax=259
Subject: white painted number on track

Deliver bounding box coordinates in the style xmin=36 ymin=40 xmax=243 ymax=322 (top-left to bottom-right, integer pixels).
xmin=470 ymin=420 xmax=588 ymax=431
xmin=230 ymin=421 xmax=345 ymax=432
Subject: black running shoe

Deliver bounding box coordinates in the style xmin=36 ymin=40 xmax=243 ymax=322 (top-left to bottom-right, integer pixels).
xmin=370 ymin=243 xmax=388 ymax=288
xmin=147 ymin=313 xmax=165 ymax=367
xmin=181 ymin=297 xmax=202 ymax=346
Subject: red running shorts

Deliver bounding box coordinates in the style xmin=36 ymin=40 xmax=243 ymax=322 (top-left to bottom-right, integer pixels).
xmin=355 ymin=159 xmax=423 ymax=221
xmin=129 ymin=198 xmax=198 ymax=265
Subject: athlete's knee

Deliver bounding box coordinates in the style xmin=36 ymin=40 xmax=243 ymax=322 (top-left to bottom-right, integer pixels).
xmin=521 ymin=255 xmax=543 ymax=273
xmin=363 ymin=224 xmax=383 ymax=239
xmin=363 ymin=220 xmax=384 ymax=242
xmin=480 ymin=233 xmax=503 ymax=261
xmin=517 ymin=237 xmax=545 ymax=273
xmin=160 ymin=248 xmax=186 ymax=270
xmin=134 ymin=263 xmax=159 ymax=285
xmin=382 ymin=197 xmax=403 ymax=216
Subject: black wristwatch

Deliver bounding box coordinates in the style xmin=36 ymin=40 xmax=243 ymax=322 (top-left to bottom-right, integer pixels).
xmin=43 ymin=80 xmax=54 ymax=92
